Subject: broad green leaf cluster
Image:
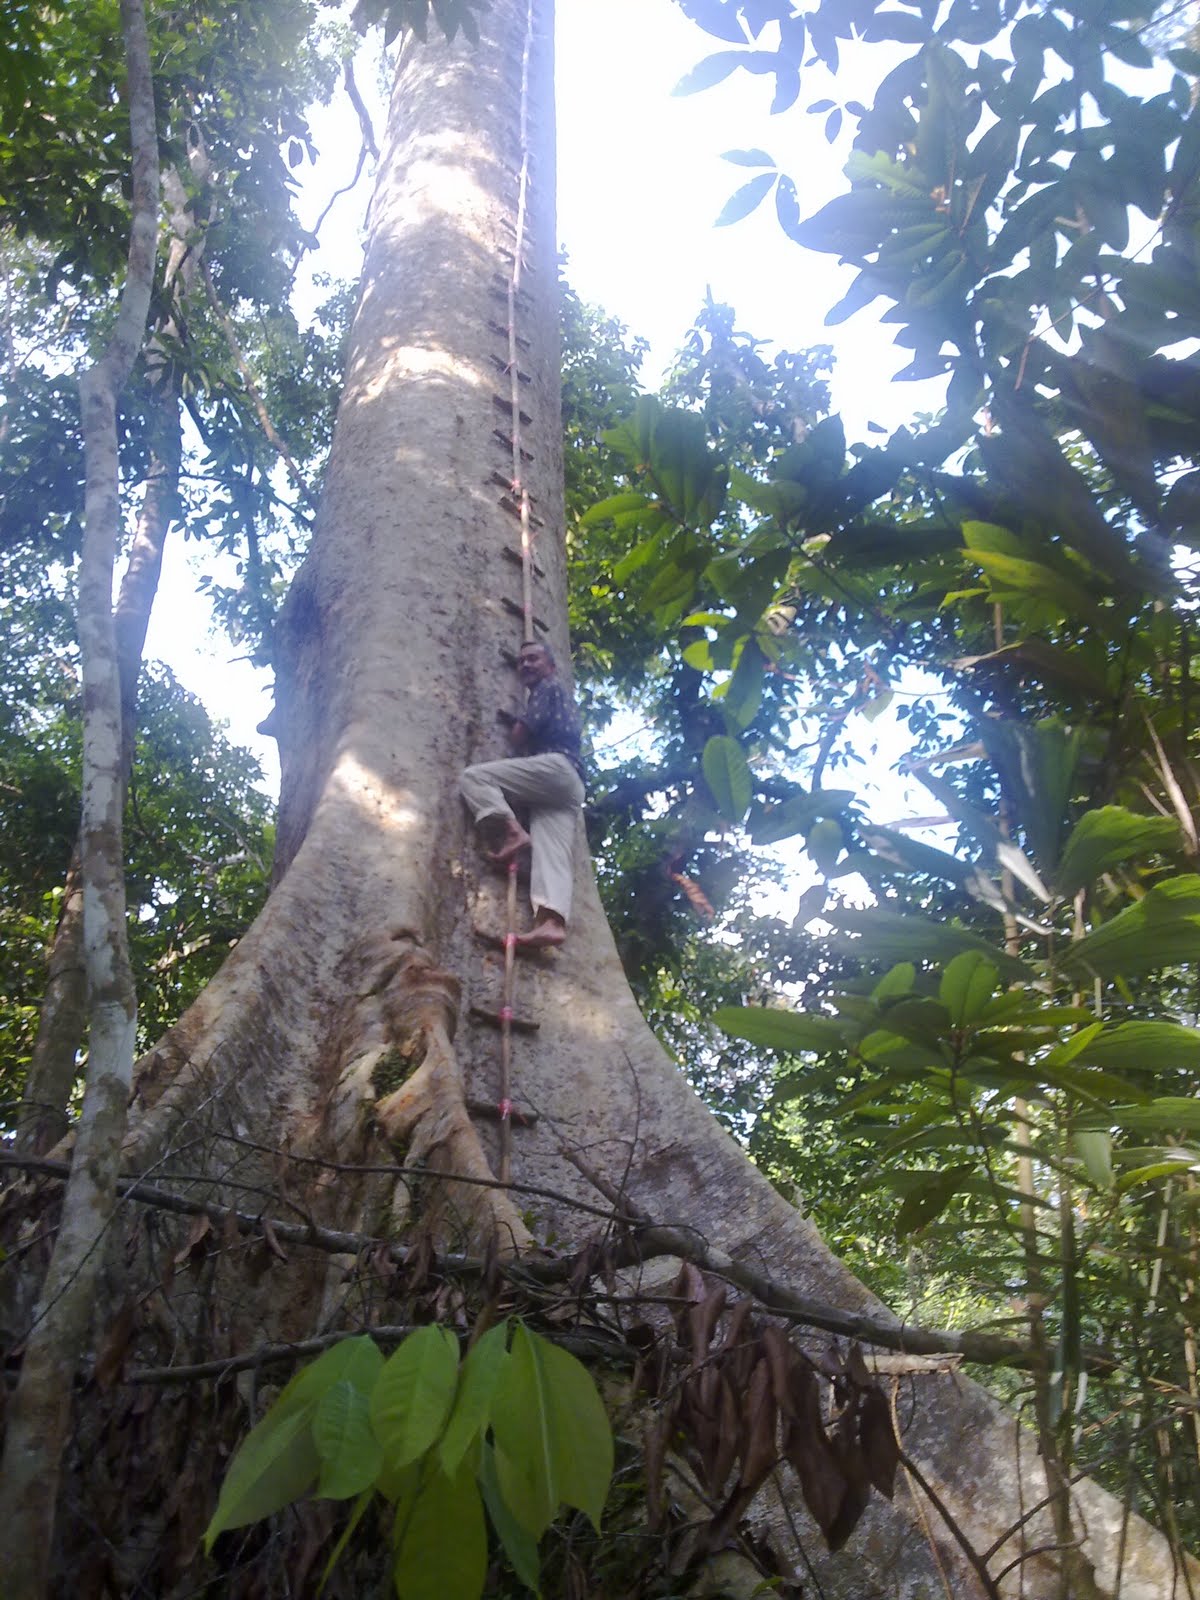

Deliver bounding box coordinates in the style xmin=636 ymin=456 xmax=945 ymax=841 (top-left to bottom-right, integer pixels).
xmin=204 ymin=1322 xmax=614 ymax=1599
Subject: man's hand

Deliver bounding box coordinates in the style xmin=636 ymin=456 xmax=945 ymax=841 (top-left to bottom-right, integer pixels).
xmin=497 ymin=709 xmax=531 ymax=752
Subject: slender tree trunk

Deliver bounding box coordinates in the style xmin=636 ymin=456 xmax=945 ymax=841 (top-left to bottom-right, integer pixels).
xmin=0 ymin=2 xmax=159 ymax=1589
xmin=17 ymin=167 xmax=196 ymax=1156
xmin=2 ymin=5 xmax=1195 ymax=1596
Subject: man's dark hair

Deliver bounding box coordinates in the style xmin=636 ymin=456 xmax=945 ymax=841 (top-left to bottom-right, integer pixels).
xmin=520 ymin=639 xmax=555 ymax=667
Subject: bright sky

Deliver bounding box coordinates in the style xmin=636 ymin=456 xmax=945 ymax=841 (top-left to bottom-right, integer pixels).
xmin=145 ymin=0 xmax=945 ymax=827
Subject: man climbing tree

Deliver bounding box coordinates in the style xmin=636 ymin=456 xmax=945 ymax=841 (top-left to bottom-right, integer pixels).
xmin=461 ymin=639 xmax=585 ymax=949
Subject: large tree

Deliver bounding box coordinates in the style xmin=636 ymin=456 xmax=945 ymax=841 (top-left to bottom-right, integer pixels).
xmin=0 ymin=2 xmax=1194 ymax=1596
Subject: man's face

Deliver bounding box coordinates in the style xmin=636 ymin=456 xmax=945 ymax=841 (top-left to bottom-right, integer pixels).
xmin=517 ymin=645 xmax=553 ymax=687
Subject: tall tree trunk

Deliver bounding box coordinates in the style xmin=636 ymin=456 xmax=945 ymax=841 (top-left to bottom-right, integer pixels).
xmin=2 ymin=5 xmax=1193 ymax=1596
xmin=17 ymin=166 xmax=197 ymax=1156
xmin=0 ymin=0 xmax=159 ymax=1588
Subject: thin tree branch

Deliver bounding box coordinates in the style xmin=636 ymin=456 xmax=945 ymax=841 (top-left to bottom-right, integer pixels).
xmin=0 ymin=1150 xmax=1117 ymax=1374
xmin=200 ymin=261 xmax=318 ymax=512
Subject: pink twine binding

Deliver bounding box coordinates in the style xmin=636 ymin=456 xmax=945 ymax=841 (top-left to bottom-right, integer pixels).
xmin=498 ymin=1098 xmax=514 ymax=1121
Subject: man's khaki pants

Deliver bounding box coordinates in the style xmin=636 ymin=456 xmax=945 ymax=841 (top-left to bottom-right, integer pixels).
xmin=459 ymin=753 xmax=585 ymax=923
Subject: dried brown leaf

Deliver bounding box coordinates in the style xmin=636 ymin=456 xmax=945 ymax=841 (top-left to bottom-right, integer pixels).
xmin=671 ymin=1261 xmax=707 ymax=1343
xmin=670 ymin=869 xmax=716 ymax=922
xmin=761 ymin=1323 xmax=795 ymax=1416
xmin=173 ymin=1213 xmax=212 ymax=1272
xmin=260 ymin=1217 xmax=289 ymax=1264
xmin=827 ymin=1401 xmax=872 ymax=1551
xmin=859 ymin=1386 xmax=900 ymax=1500
xmin=94 ymin=1298 xmax=138 ymax=1390
xmin=783 ymin=1365 xmax=846 ymax=1542
xmin=688 ymin=1285 xmax=727 ymax=1363
xmin=709 ymin=1375 xmax=741 ymax=1495
xmin=737 ymin=1358 xmax=778 ymax=1493
xmin=405 ymin=1231 xmax=435 ymax=1292
xmin=845 ymin=1342 xmax=871 ymax=1388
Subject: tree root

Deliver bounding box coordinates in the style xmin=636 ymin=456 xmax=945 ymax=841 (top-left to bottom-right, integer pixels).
xmin=352 ymin=937 xmax=532 ymax=1254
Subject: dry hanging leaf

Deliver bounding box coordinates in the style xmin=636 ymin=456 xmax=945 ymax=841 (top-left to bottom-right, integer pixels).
xmin=783 ymin=1364 xmax=846 ymax=1542
xmin=709 ymin=1374 xmax=741 ymax=1495
xmin=94 ymin=1298 xmax=138 ymax=1389
xmin=827 ymin=1400 xmax=872 ymax=1551
xmin=737 ymin=1357 xmax=779 ymax=1493
xmin=259 ymin=1217 xmax=289 ymax=1263
xmin=670 ymin=869 xmax=716 ymax=922
xmin=688 ymin=1284 xmax=727 ymax=1363
xmin=172 ymin=1213 xmax=213 ymax=1272
xmin=859 ymin=1386 xmax=900 ymax=1500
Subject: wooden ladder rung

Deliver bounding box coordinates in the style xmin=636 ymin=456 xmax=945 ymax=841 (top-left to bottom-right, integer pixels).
xmin=469 ymin=1005 xmax=539 ymax=1035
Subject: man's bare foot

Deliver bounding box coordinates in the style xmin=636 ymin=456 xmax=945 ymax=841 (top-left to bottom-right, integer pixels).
xmin=515 ymin=912 xmax=567 ymax=950
xmin=482 ymin=821 xmax=531 ymax=866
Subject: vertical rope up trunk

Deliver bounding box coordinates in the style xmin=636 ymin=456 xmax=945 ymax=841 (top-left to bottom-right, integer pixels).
xmin=497 ymin=0 xmax=539 ymax=1187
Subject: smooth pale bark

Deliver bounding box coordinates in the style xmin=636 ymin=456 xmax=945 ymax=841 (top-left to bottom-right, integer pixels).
xmin=0 ymin=1 xmax=158 ymax=1589
xmin=7 ymin=4 xmax=1194 ymax=1595
xmin=17 ymin=165 xmax=199 ymax=1155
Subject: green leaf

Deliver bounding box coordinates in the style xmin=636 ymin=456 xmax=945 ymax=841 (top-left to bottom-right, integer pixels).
xmin=1074 ymin=1131 xmax=1114 ymax=1190
xmin=861 ymin=688 xmax=894 ymax=723
xmin=750 ymin=789 xmax=855 ymax=845
xmin=1061 ymin=876 xmax=1200 ymax=982
xmin=702 ymin=734 xmax=752 ymax=823
xmin=844 ymin=148 xmax=931 ymax=201
xmin=938 ymin=952 xmax=999 ymax=1027
xmin=894 ymin=1166 xmax=973 ymax=1236
xmin=581 ymin=491 xmax=652 ymax=526
xmin=488 ymin=1326 xmax=613 ymax=1538
xmin=977 ymin=717 xmax=1083 ymax=879
xmin=910 ymin=769 xmax=1050 ymax=902
xmin=1054 ymin=808 xmax=1182 ymax=900
xmin=392 ymin=1464 xmax=487 ymax=1600
xmin=828 ymin=909 xmax=1031 ymax=982
xmin=313 ymin=1381 xmax=383 ymax=1500
xmin=612 ymin=529 xmax=666 ymax=584
xmin=272 ymin=1336 xmax=384 ymax=1426
xmin=526 ymin=1331 xmax=613 ymax=1530
xmin=1074 ymin=1021 xmax=1200 ymax=1074
xmin=715 ymin=171 xmax=777 ymax=226
xmin=489 ymin=1329 xmax=555 ymax=1538
xmin=479 ymin=1441 xmax=542 ymax=1595
xmin=720 ymin=636 xmax=764 ymax=730
xmin=439 ymin=1324 xmax=510 ymax=1476
xmin=859 ymin=825 xmax=972 ymax=886
xmin=722 ymin=147 xmax=775 ymax=167
xmin=714 ymin=1005 xmax=845 ymax=1053
xmin=370 ymin=1325 xmax=460 ymax=1472
xmin=204 ymin=1406 xmax=320 ymax=1550
xmin=1076 ymin=1099 xmax=1200 ymax=1135
xmin=806 ymin=817 xmax=844 ymax=875
xmin=673 ymin=51 xmax=744 ymax=95
xmin=318 ymin=1489 xmax=373 ymax=1595
xmin=872 ymin=963 xmax=916 ymax=1001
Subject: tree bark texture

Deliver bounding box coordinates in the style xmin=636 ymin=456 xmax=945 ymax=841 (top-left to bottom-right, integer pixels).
xmin=1 ymin=5 xmax=1194 ymax=1597
xmin=0 ymin=1 xmax=159 ymax=1590
xmin=16 ymin=162 xmax=200 ymax=1156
